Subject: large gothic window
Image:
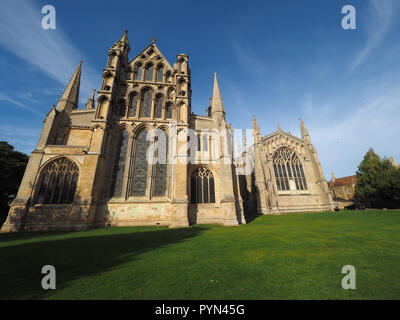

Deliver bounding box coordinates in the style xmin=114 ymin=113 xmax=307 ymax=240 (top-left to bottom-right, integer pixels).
xmin=141 ymin=89 xmax=152 ymax=118
xmin=111 ymin=130 xmax=130 ymax=197
xmin=145 ymin=63 xmax=153 ymax=81
xmin=155 ymin=94 xmax=163 ymax=118
xmin=129 ymin=92 xmax=138 ymax=117
xmin=273 ymin=147 xmax=308 ymax=191
xmin=153 ymin=131 xmax=169 ymax=196
xmin=131 ymin=129 xmax=150 ymax=196
xmin=36 ymin=158 xmax=79 ymax=204
xmin=191 ymin=167 xmax=215 ymax=204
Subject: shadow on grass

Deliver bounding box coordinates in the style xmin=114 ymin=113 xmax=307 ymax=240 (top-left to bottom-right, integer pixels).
xmin=0 ymin=226 xmax=207 ymax=300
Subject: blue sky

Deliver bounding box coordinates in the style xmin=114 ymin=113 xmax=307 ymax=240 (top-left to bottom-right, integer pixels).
xmin=0 ymin=0 xmax=399 ymax=179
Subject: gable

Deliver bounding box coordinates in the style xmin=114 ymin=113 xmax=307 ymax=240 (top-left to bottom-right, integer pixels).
xmin=129 ymin=42 xmax=174 ymax=73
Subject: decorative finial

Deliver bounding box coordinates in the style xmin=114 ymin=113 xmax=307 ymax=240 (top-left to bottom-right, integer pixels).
xmin=152 ymin=37 xmax=157 ymax=43
xmin=278 ymin=123 xmax=282 ymax=131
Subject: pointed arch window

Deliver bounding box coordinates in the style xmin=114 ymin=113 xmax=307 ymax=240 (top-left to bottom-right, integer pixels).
xmin=165 ymin=102 xmax=172 ymax=119
xmin=191 ymin=167 xmax=215 ymax=204
xmin=131 ymin=129 xmax=150 ymax=196
xmin=273 ymin=147 xmax=307 ymax=191
xmin=129 ymin=92 xmax=138 ymax=117
xmin=141 ymin=89 xmax=152 ymax=118
xmin=155 ymin=94 xmax=163 ymax=118
xmin=36 ymin=158 xmax=79 ymax=204
xmin=145 ymin=63 xmax=153 ymax=81
xmin=153 ymin=130 xmax=169 ymax=196
xmin=134 ymin=64 xmax=143 ymax=80
xmin=110 ymin=130 xmax=130 ymax=197
xmin=156 ymin=65 xmax=163 ymax=82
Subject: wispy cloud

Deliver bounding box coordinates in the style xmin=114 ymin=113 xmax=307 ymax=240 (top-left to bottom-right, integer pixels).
xmin=232 ymin=39 xmax=266 ymax=76
xmin=0 ymin=124 xmax=41 ymax=154
xmin=0 ymin=91 xmax=44 ymax=116
xmin=350 ymin=0 xmax=397 ymax=71
xmin=299 ymin=79 xmax=400 ymax=178
xmin=0 ymin=0 xmax=99 ymax=103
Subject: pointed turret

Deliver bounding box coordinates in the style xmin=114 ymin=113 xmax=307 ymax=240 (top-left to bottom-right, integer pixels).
xmin=211 ymin=73 xmax=226 ymax=122
xmin=252 ymin=115 xmax=262 ymax=143
xmin=57 ymin=60 xmax=82 ymax=110
xmin=299 ymin=118 xmax=311 ymax=143
xmin=85 ymin=89 xmax=96 ymax=109
xmin=243 ymin=129 xmax=247 ymax=150
xmin=110 ymin=30 xmax=130 ymax=55
xmin=119 ymin=29 xmax=129 ymax=45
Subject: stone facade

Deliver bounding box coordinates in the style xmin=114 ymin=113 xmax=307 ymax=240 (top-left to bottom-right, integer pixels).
xmin=328 ymin=173 xmax=358 ymax=209
xmin=1 ymin=31 xmax=333 ymax=233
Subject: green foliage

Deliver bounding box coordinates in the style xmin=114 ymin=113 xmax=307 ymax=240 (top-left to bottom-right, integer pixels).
xmin=0 ymin=141 xmax=29 ymax=224
xmin=355 ymin=148 xmax=400 ymax=208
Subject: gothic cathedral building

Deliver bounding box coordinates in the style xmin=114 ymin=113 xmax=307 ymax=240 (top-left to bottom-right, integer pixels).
xmin=1 ymin=31 xmax=333 ymax=233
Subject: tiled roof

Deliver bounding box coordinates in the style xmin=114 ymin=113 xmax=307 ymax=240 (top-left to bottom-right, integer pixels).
xmin=328 ymin=175 xmax=358 ymax=188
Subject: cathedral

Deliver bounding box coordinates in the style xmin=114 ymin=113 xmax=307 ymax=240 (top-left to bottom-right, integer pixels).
xmin=1 ymin=31 xmax=333 ymax=233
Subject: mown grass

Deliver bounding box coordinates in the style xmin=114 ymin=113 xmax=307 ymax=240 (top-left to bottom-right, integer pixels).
xmin=0 ymin=210 xmax=399 ymax=300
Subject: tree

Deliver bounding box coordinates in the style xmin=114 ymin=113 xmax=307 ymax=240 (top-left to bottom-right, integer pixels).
xmin=0 ymin=141 xmax=28 ymax=224
xmin=355 ymin=148 xmax=400 ymax=208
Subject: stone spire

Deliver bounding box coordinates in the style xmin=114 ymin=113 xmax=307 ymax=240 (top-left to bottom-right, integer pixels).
xmin=57 ymin=60 xmax=82 ymax=110
xmin=211 ymin=73 xmax=226 ymax=120
xmin=85 ymin=89 xmax=96 ymax=109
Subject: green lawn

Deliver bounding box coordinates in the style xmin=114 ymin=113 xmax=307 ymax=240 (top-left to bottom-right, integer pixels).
xmin=1 ymin=210 xmax=399 ymax=300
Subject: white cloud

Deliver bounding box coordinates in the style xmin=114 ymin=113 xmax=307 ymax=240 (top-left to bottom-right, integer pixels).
xmin=300 ymin=80 xmax=400 ymax=179
xmin=350 ymin=0 xmax=397 ymax=71
xmin=0 ymin=0 xmax=99 ymax=103
xmin=0 ymin=91 xmax=44 ymax=116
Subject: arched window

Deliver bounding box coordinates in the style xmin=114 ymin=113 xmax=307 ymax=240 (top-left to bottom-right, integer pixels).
xmin=110 ymin=130 xmax=130 ymax=197
xmin=154 ymin=131 xmax=169 ymax=196
xmin=129 ymin=92 xmax=138 ymax=117
xmin=273 ymin=147 xmax=307 ymax=191
xmin=155 ymin=94 xmax=163 ymax=118
xmin=191 ymin=167 xmax=215 ymax=204
xmin=145 ymin=63 xmax=153 ymax=81
xmin=141 ymin=89 xmax=152 ymax=118
xmin=36 ymin=158 xmax=79 ymax=204
xmin=131 ymin=129 xmax=150 ymax=196
xmin=156 ymin=65 xmax=163 ymax=82
xmin=134 ymin=64 xmax=143 ymax=80
xmin=165 ymin=102 xmax=172 ymax=119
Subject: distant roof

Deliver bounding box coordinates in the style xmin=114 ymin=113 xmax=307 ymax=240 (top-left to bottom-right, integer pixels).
xmin=328 ymin=175 xmax=358 ymax=188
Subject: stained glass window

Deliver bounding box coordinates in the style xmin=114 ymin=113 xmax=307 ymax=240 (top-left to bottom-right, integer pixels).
xmin=129 ymin=93 xmax=138 ymax=117
xmin=157 ymin=66 xmax=163 ymax=82
xmin=154 ymin=133 xmax=168 ymax=196
xmin=165 ymin=102 xmax=172 ymax=119
xmin=145 ymin=64 xmax=153 ymax=81
xmin=36 ymin=158 xmax=79 ymax=204
xmin=110 ymin=130 xmax=129 ymax=197
xmin=190 ymin=167 xmax=215 ymax=204
xmin=141 ymin=89 xmax=152 ymax=118
xmin=131 ymin=129 xmax=150 ymax=196
xmin=155 ymin=95 xmax=163 ymax=118
xmin=273 ymin=147 xmax=307 ymax=191
xmin=134 ymin=64 xmax=142 ymax=80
